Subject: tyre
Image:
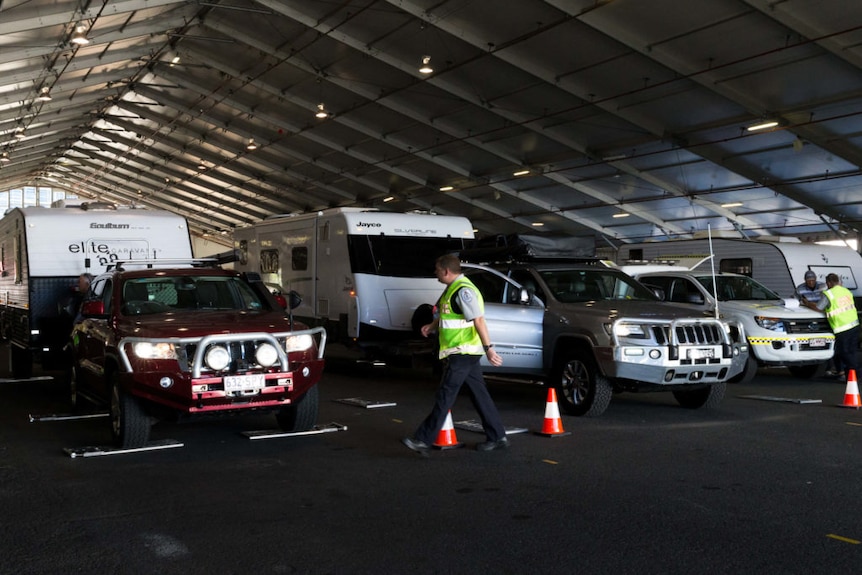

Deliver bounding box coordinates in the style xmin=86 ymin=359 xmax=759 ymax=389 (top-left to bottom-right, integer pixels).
xmin=10 ymin=345 xmax=32 ymax=380
xmin=109 ymin=373 xmax=151 ymax=448
xmin=553 ymin=350 xmax=613 ymax=417
xmin=411 ymin=303 xmax=434 ymax=336
xmin=787 ymin=363 xmax=824 ymax=379
xmin=276 ymin=385 xmax=319 ymax=432
xmin=673 ymin=381 xmax=726 ymax=409
xmin=728 ymin=353 xmax=757 ymax=384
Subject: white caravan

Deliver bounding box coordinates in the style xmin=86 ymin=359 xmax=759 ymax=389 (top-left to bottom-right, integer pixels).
xmin=233 ymin=208 xmax=474 ymax=363
xmin=617 ymin=234 xmax=862 ymax=303
xmin=0 ymin=201 xmax=193 ymax=377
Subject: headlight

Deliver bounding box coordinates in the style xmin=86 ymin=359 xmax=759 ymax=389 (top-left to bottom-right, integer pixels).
xmin=204 ymin=346 xmax=231 ymax=371
xmin=754 ymin=316 xmax=786 ymax=332
xmin=615 ymin=323 xmax=647 ymax=338
xmin=132 ymin=342 xmax=177 ymax=360
xmin=255 ymin=343 xmax=280 ymax=367
xmin=284 ymin=334 xmax=314 ymax=352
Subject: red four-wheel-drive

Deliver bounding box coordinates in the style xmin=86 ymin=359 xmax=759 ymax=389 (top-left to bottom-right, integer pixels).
xmin=69 ymin=261 xmax=326 ymax=447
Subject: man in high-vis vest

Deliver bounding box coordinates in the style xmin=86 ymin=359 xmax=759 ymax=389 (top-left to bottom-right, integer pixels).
xmin=803 ymin=273 xmax=859 ymax=379
xmin=402 ymin=254 xmax=508 ymax=455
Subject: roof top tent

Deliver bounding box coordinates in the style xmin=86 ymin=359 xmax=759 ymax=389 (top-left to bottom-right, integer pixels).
xmin=0 ymin=201 xmax=193 ymax=378
xmin=233 ymin=208 xmax=475 ymax=366
xmin=617 ymin=234 xmax=862 ymax=302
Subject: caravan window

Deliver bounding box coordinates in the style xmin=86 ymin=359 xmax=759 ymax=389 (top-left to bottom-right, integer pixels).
xmin=720 ymin=258 xmax=752 ymax=277
xmin=291 ymin=247 xmax=308 ymax=271
xmin=260 ymin=249 xmax=279 ymax=274
xmin=347 ymin=236 xmax=466 ymax=278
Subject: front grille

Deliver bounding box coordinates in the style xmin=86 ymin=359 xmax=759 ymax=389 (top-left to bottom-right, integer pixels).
xmin=182 ymin=339 xmax=270 ymax=374
xmin=785 ymin=318 xmax=831 ymax=334
xmin=652 ymin=322 xmax=724 ymax=345
xmin=117 ymin=327 xmax=326 ymax=378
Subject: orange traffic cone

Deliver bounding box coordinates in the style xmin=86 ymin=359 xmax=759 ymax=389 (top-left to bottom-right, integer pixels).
xmin=840 ymin=369 xmax=860 ymax=409
xmin=535 ymin=388 xmax=571 ymax=437
xmin=433 ymin=410 xmax=464 ymax=449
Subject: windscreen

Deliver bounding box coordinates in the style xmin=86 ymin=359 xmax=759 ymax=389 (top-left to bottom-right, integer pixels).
xmin=121 ymin=275 xmax=268 ymax=315
xmin=695 ymin=275 xmax=781 ymax=301
xmin=538 ymin=269 xmax=659 ymax=303
xmin=347 ymin=235 xmax=467 ymax=278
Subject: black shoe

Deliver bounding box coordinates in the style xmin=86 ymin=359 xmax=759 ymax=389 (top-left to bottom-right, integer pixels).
xmin=401 ymin=437 xmax=430 ymax=456
xmin=476 ymin=437 xmax=509 ymax=452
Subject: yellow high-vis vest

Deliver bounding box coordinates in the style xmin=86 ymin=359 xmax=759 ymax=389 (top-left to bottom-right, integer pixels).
xmin=823 ymin=285 xmax=859 ymax=334
xmin=437 ymin=275 xmax=484 ymax=358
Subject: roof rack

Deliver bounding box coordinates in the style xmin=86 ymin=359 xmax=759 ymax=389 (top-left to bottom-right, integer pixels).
xmin=460 ymin=233 xmax=597 ymax=265
xmin=108 ymin=258 xmax=219 ymax=272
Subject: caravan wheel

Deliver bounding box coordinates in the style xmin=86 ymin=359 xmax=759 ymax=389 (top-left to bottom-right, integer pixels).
xmin=411 ymin=304 xmax=434 ymax=336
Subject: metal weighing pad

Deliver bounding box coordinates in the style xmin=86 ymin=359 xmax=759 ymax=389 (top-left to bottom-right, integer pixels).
xmin=64 ymin=439 xmax=184 ymax=458
xmin=334 ymin=397 xmax=397 ymax=409
xmin=30 ymin=412 xmax=109 ymax=423
xmin=242 ymin=422 xmax=348 ymax=440
xmin=454 ymin=419 xmax=529 ymax=435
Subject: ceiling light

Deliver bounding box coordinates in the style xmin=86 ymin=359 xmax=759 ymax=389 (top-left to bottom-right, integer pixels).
xmin=14 ymin=127 xmax=25 ymax=139
xmin=315 ymin=103 xmax=328 ymax=118
xmin=70 ymin=24 xmax=90 ymax=45
xmin=612 ymin=212 xmax=630 ymax=218
xmin=419 ymin=55 xmax=433 ymax=74
xmin=721 ymin=202 xmax=743 ymax=208
xmin=37 ymin=87 xmax=52 ymax=102
xmin=513 ymin=169 xmax=530 ymax=177
xmin=197 ymin=161 xmax=207 ymax=170
xmin=0 ymin=153 xmax=9 ymax=163
xmin=170 ymin=54 xmax=180 ymax=67
xmin=531 ymin=222 xmax=544 ymax=227
xmin=439 ymin=185 xmax=454 ymax=192
xmin=383 ymin=196 xmax=395 ymax=203
xmin=746 ymin=120 xmax=779 ymax=132
xmin=246 ymin=138 xmax=258 ymax=150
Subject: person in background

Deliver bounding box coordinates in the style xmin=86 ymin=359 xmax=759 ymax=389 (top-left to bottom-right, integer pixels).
xmin=69 ymin=272 xmax=93 ymax=323
xmin=796 ymin=270 xmax=826 ymax=305
xmin=802 ymin=273 xmax=859 ymax=380
xmin=402 ymin=253 xmax=508 ymax=455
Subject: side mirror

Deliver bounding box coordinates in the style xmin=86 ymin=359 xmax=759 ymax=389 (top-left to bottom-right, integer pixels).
xmin=81 ymin=300 xmax=106 ymax=317
xmin=288 ymin=290 xmax=302 ymax=310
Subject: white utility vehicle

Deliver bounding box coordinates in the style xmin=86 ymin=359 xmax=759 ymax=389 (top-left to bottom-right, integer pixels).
xmin=627 ymin=267 xmax=833 ymax=382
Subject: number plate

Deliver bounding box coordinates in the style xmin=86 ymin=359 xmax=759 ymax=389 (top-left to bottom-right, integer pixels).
xmin=807 ymin=338 xmax=827 ymax=348
xmin=687 ymin=348 xmax=715 ymax=360
xmin=223 ymin=374 xmax=265 ymax=392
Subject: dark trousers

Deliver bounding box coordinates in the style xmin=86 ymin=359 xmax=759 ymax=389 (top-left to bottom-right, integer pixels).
xmin=415 ymin=354 xmax=506 ymax=444
xmin=833 ymin=325 xmax=859 ymax=374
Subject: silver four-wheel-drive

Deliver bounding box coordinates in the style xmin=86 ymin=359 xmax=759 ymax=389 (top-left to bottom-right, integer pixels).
xmin=456 ymin=237 xmax=748 ymax=417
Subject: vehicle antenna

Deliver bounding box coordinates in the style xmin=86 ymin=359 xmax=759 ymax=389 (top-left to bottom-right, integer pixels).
xmin=707 ymin=225 xmax=719 ymax=320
